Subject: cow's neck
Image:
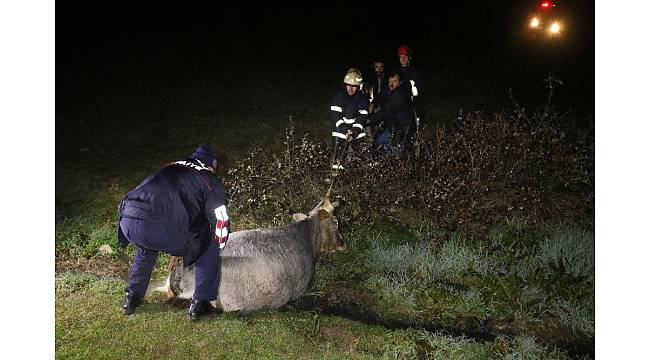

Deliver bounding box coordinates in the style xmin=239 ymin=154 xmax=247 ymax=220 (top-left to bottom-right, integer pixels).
xmin=307 ymin=218 xmax=322 ymax=259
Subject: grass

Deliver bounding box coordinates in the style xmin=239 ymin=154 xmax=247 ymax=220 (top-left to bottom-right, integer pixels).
xmin=56 ymin=219 xmax=117 ymax=258
xmin=56 ymin=272 xmax=576 ymax=359
xmin=55 ymin=216 xmax=592 ymax=358
xmin=312 ymin=218 xmax=594 ymax=342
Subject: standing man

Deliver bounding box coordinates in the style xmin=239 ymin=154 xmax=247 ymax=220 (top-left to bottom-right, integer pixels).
xmin=365 ymin=59 xmax=390 ymax=113
xmin=330 ymin=67 xmax=370 ymax=169
xmin=397 ymin=44 xmax=426 ymax=126
xmin=117 ymin=144 xmax=230 ymax=321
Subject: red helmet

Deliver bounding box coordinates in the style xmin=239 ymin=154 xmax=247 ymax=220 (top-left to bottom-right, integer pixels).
xmin=397 ymin=45 xmax=412 ymax=56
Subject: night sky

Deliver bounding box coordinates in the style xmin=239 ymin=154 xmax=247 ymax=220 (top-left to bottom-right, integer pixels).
xmin=57 ymin=1 xmax=595 ymax=104
xmin=57 ymin=2 xmax=594 ymax=52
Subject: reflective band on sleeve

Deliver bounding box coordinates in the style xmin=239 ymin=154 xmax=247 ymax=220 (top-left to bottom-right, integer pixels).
xmin=342 ymin=117 xmax=356 ymax=124
xmin=214 ymin=205 xmax=229 ymax=242
xmin=409 ymin=80 xmax=418 ymax=96
xmin=330 ymin=106 xmax=343 ymax=112
xmin=335 ymin=119 xmax=345 ymax=127
xmin=353 ymin=123 xmax=364 ymax=129
xmin=358 ymin=109 xmax=368 ymax=115
xmin=332 ymin=131 xmax=347 ymax=139
xmin=356 ymin=132 xmax=366 ymax=139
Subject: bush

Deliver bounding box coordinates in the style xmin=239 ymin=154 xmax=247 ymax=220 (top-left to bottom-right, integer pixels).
xmin=225 ymin=110 xmax=594 ymax=235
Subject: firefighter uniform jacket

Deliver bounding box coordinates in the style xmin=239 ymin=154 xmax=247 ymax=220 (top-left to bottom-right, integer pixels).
xmin=118 ymin=158 xmax=229 ymax=267
xmin=330 ymin=89 xmax=370 ymax=142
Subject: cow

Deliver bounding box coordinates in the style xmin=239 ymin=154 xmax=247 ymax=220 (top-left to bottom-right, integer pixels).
xmin=157 ymin=197 xmax=344 ymax=314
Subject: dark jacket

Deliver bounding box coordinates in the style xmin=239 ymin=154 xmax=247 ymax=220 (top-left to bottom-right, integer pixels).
xmin=366 ymin=72 xmax=390 ymax=104
xmin=118 ymin=158 xmax=228 ymax=266
xmin=367 ymin=83 xmax=416 ymax=131
xmin=330 ymin=89 xmax=370 ymax=142
xmin=400 ymin=64 xmax=426 ymax=99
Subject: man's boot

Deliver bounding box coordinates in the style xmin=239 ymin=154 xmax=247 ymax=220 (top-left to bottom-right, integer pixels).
xmin=187 ymin=299 xmax=215 ymax=321
xmin=122 ymin=289 xmax=142 ymax=315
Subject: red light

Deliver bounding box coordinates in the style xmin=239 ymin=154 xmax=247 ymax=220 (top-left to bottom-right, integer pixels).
xmin=540 ymin=1 xmax=556 ymax=9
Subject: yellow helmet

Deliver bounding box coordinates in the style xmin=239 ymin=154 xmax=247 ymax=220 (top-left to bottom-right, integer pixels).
xmin=343 ymin=68 xmax=363 ymax=86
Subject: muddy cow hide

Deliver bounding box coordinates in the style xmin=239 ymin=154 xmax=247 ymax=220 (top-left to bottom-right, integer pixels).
xmin=158 ymin=198 xmax=344 ymax=314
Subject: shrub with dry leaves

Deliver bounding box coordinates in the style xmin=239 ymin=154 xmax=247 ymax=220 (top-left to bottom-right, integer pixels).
xmin=225 ymin=110 xmax=594 ymax=235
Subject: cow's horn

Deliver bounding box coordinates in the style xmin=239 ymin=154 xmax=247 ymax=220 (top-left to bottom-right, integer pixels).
xmin=323 ymin=197 xmax=335 ymax=214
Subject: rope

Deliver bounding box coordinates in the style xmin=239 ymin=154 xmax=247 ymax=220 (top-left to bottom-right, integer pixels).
xmin=327 ymin=136 xmax=352 ymax=198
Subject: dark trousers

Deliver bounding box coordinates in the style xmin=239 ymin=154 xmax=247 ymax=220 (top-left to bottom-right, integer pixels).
xmin=331 ymin=137 xmax=350 ymax=163
xmin=393 ymin=125 xmax=414 ymax=147
xmin=120 ymin=218 xmax=220 ymax=301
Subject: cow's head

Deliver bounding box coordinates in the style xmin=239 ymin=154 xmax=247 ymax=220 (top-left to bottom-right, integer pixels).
xmin=292 ymin=197 xmax=345 ymax=252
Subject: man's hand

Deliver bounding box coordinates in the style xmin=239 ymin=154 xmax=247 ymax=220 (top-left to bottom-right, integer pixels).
xmin=346 ymin=130 xmax=353 ymax=142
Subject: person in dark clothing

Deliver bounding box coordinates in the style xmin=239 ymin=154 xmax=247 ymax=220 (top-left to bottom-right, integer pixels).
xmin=396 ymin=44 xmax=426 ymax=126
xmin=365 ymin=59 xmax=390 ymax=114
xmin=366 ymin=70 xmax=417 ymax=155
xmin=117 ymin=144 xmax=230 ymax=321
xmin=330 ymin=67 xmax=370 ymax=169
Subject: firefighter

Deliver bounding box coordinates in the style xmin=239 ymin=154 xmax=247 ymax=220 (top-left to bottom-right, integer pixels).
xmin=330 ymin=67 xmax=370 ymax=169
xmin=117 ymin=144 xmax=230 ymax=321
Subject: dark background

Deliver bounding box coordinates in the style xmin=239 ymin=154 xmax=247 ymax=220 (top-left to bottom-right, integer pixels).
xmin=57 ymin=1 xmax=594 ymax=71
xmin=56 ymin=0 xmax=594 ymax=157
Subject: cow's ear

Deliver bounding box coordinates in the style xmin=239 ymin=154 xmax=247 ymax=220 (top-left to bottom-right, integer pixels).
xmin=317 ymin=209 xmax=330 ymax=220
